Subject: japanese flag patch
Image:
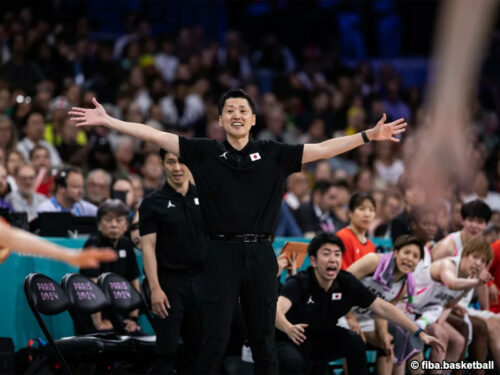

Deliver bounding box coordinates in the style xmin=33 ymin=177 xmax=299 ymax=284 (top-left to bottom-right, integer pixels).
xmin=250 ymin=152 xmax=261 ymax=161
xmin=332 ymin=293 xmax=342 ymax=300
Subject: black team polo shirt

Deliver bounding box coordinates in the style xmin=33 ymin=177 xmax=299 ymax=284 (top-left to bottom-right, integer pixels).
xmin=178 ymin=137 xmax=304 ymax=235
xmin=139 ymin=182 xmax=205 ymax=272
xmin=80 ymin=232 xmax=140 ymax=282
xmin=278 ymin=267 xmax=376 ymax=340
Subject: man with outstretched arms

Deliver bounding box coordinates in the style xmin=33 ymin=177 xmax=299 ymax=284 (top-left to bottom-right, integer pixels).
xmin=70 ymin=89 xmax=406 ymax=374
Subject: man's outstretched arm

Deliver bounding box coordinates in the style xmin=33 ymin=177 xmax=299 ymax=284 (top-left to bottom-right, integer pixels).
xmin=302 ymin=114 xmax=407 ymax=164
xmin=69 ymin=98 xmax=180 ymax=156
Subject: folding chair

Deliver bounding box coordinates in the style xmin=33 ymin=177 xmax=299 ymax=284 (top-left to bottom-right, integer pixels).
xmin=60 ymin=273 xmax=137 ymax=352
xmin=23 ymin=273 xmax=129 ymax=375
xmin=97 ymin=273 xmax=156 ymax=355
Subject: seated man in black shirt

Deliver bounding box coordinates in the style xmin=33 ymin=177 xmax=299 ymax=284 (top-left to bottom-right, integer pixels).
xmin=275 ymin=232 xmax=444 ymax=375
xmin=80 ymin=199 xmax=141 ymax=333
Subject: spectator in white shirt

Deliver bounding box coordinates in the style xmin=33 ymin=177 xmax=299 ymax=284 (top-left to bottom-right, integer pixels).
xmin=84 ymin=169 xmax=112 ymax=207
xmin=17 ymin=110 xmax=62 ymax=167
xmin=464 ymin=171 xmax=500 ymax=212
xmin=5 ymin=162 xmax=47 ymax=221
xmin=37 ymin=167 xmax=97 ymax=216
xmin=159 ymin=80 xmax=204 ymax=130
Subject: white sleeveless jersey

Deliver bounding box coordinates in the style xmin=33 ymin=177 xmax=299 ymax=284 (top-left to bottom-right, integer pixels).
xmin=414 ymin=232 xmax=462 ymax=291
xmin=448 ymin=231 xmax=476 ymax=308
xmin=413 ymin=245 xmax=433 ymax=290
xmin=449 ymin=231 xmax=464 ymax=257
xmin=353 ymin=274 xmax=405 ymax=322
xmin=411 ymin=256 xmax=464 ymax=313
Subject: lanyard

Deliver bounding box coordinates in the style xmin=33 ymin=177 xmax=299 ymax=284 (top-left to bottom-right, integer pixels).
xmin=51 ymin=197 xmax=81 ymax=216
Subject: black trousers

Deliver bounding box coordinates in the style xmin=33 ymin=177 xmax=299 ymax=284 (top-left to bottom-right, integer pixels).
xmin=276 ymin=326 xmax=368 ymax=375
xmin=150 ymin=270 xmax=203 ymax=375
xmin=196 ymin=239 xmax=279 ymax=375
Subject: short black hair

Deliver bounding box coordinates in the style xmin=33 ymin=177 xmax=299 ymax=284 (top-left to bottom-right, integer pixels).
xmin=97 ymin=199 xmax=129 ymax=222
xmin=54 ymin=166 xmax=82 ymax=190
xmin=312 ymin=180 xmax=331 ymax=195
xmin=461 ymin=200 xmax=492 ymax=222
xmin=348 ymin=192 xmax=376 ymax=212
xmin=24 ymin=109 xmax=45 ymax=127
xmin=159 ymin=148 xmax=177 ymax=163
xmin=393 ymin=234 xmax=424 ymax=260
xmin=29 ymin=144 xmax=50 ymax=160
xmin=331 ymin=179 xmax=349 ymax=190
xmin=217 ymin=89 xmax=256 ymax=115
xmin=308 ymin=232 xmax=346 ymax=258
xmin=159 ymin=148 xmax=167 ymax=162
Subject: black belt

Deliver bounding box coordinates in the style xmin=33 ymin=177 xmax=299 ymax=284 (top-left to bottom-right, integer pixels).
xmin=208 ymin=234 xmax=270 ymax=243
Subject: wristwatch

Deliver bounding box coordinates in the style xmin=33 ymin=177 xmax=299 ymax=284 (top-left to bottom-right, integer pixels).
xmin=361 ymin=131 xmax=370 ymax=143
xmin=414 ymin=327 xmax=424 ymax=337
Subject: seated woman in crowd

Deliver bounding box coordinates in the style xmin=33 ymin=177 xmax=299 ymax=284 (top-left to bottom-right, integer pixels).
xmin=337 ymin=192 xmax=377 ymax=270
xmin=6 ymin=149 xmax=25 ymax=191
xmin=346 ymin=234 xmax=423 ymax=375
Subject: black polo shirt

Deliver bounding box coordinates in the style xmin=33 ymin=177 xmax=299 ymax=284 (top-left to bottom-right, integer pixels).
xmin=139 ymin=182 xmax=205 ymax=272
xmin=80 ymin=232 xmax=140 ymax=282
xmin=278 ymin=267 xmax=376 ymax=340
xmin=178 ymin=137 xmax=304 ymax=235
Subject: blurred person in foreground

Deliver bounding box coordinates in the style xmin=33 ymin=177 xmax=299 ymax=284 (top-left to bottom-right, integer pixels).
xmin=0 ymin=217 xmax=116 ymax=267
xmin=370 ymin=190 xmax=403 ymax=238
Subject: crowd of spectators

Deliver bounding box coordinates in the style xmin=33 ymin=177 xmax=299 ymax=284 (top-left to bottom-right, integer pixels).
xmin=0 ymin=7 xmax=496 ymax=239
xmin=2 ymin=5 xmax=500 ymax=374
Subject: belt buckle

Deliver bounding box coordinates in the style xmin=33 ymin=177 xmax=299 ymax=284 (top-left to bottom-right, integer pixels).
xmin=243 ymin=234 xmax=258 ymax=243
